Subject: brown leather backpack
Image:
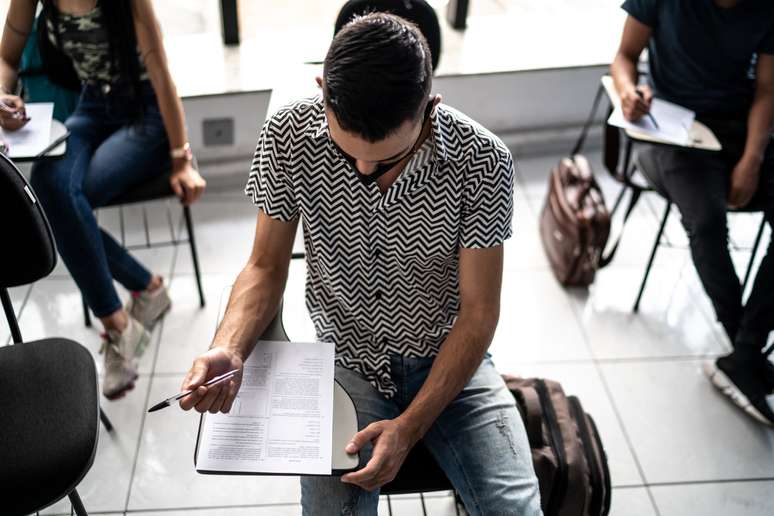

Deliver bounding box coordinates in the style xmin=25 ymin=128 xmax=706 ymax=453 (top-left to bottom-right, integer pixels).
xmin=539 ymin=87 xmax=618 ymax=287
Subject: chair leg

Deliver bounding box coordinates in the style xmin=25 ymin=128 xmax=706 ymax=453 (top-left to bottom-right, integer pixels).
xmin=453 ymin=491 xmax=461 ymax=516
xmin=741 ymin=217 xmax=766 ymax=293
xmin=1 ymin=287 xmax=23 ymax=344
xmin=386 ymin=494 xmax=393 ymax=516
xmin=82 ymin=296 xmax=92 ymax=328
xmin=634 ymin=202 xmax=672 ymax=313
xmin=419 ymin=492 xmax=428 ymax=516
xmin=183 ymin=206 xmax=206 ymax=308
xmin=99 ymin=408 xmax=114 ymax=432
xmin=68 ymin=488 xmax=88 ymax=516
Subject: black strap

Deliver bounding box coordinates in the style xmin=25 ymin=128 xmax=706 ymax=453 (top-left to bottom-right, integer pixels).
xmin=571 ymin=84 xmax=606 ymax=157
xmin=599 ymin=187 xmax=642 ymax=268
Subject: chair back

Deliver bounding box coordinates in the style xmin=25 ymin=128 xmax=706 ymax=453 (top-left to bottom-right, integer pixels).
xmin=0 ymin=153 xmax=57 ymax=288
xmin=334 ymin=0 xmax=442 ymax=71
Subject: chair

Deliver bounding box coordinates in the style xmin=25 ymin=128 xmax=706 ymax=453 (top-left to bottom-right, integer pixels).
xmin=81 ymin=169 xmax=205 ymax=327
xmin=0 ymin=152 xmax=102 ymax=516
xmin=594 ymin=78 xmax=768 ymax=312
xmin=334 ymin=0 xmax=442 ymax=72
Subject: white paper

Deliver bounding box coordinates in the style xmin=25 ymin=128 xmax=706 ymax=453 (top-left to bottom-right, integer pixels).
xmin=608 ymin=98 xmax=695 ymax=146
xmin=2 ymin=103 xmax=54 ymax=158
xmin=196 ymin=340 xmax=335 ymax=475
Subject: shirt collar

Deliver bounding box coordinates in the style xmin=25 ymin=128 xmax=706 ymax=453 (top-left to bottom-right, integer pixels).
xmin=309 ymin=99 xmax=450 ymax=163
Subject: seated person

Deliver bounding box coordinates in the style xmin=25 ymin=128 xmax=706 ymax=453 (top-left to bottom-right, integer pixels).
xmin=0 ymin=0 xmax=206 ymax=399
xmin=611 ymin=0 xmax=774 ymax=425
xmin=180 ymin=13 xmax=542 ymax=516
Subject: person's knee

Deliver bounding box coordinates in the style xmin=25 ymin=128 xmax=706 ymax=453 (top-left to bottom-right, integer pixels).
xmin=300 ymin=476 xmax=376 ymax=515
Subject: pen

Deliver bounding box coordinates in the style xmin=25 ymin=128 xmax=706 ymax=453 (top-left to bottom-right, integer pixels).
xmin=0 ymin=100 xmax=28 ymax=121
xmin=636 ymin=89 xmax=660 ymax=130
xmin=35 ymin=131 xmax=70 ymax=159
xmin=147 ymin=368 xmax=240 ymax=413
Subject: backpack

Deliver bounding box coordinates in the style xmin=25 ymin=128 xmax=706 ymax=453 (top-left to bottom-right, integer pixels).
xmin=504 ymin=375 xmax=612 ymax=516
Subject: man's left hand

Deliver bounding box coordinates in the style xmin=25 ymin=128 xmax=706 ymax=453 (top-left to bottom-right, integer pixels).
xmin=728 ymin=155 xmax=762 ymax=209
xmin=340 ymin=417 xmax=420 ymax=492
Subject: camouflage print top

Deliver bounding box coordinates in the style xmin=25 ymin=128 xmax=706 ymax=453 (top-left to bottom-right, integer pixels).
xmin=46 ymin=2 xmax=148 ymax=85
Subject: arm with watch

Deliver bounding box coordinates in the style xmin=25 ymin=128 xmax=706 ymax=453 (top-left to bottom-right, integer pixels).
xmin=132 ymin=0 xmax=206 ymax=205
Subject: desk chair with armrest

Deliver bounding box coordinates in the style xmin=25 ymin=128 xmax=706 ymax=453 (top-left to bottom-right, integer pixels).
xmin=596 ymin=76 xmax=768 ymax=312
xmin=0 ymin=152 xmax=102 ymax=516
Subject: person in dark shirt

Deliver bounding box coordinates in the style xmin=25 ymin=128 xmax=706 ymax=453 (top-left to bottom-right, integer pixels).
xmin=611 ymin=0 xmax=774 ymax=426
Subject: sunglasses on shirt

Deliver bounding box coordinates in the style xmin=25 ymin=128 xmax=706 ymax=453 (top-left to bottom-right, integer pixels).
xmin=329 ymin=101 xmax=434 ymax=186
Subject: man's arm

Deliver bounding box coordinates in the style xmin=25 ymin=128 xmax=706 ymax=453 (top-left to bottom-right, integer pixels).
xmin=611 ymin=15 xmax=653 ymax=122
xmin=179 ymin=210 xmax=298 ymax=413
xmin=729 ymin=53 xmax=774 ymax=208
xmin=341 ymin=245 xmax=503 ymax=491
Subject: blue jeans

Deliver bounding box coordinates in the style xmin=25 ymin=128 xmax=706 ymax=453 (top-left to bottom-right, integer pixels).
xmin=30 ymin=82 xmax=170 ymax=317
xmin=301 ymin=355 xmax=543 ymax=515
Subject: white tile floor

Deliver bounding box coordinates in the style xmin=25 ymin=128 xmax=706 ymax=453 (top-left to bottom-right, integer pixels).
xmin=7 ymin=149 xmax=774 ymax=516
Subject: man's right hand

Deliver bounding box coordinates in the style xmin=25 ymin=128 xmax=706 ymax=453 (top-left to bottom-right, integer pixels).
xmin=621 ymin=84 xmax=653 ymax=122
xmin=0 ymin=94 xmax=29 ymax=131
xmin=180 ymin=347 xmax=244 ymax=413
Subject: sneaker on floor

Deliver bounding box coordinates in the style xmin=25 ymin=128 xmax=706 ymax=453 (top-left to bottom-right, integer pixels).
xmin=127 ymin=280 xmax=172 ymax=331
xmin=100 ymin=317 xmax=149 ymax=400
xmin=704 ymin=353 xmax=774 ymax=427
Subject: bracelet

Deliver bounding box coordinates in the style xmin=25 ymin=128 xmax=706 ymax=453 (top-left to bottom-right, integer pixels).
xmin=170 ymin=142 xmax=192 ymax=161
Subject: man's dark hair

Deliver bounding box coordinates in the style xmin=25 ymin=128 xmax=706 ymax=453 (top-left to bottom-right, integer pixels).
xmin=323 ymin=13 xmax=433 ymax=142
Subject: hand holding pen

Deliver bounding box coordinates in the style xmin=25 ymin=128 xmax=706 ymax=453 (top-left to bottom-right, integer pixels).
xmin=148 ymin=368 xmax=241 ymax=413
xmin=0 ymin=94 xmax=30 ymax=131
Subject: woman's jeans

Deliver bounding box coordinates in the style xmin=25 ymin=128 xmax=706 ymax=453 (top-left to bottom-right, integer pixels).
xmin=300 ymin=355 xmax=543 ymax=516
xmin=31 ymin=82 xmax=170 ymax=318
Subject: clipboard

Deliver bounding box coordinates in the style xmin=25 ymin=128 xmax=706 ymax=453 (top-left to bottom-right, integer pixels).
xmin=601 ymin=76 xmax=722 ymax=151
xmin=193 ymin=286 xmax=360 ymax=476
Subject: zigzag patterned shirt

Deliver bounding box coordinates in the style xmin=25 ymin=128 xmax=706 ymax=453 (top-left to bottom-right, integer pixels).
xmin=245 ymin=97 xmax=514 ymax=398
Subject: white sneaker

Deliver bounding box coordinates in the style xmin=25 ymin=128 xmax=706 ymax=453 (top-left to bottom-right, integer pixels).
xmin=100 ymin=317 xmax=149 ymax=400
xmin=127 ymin=280 xmax=172 ymax=331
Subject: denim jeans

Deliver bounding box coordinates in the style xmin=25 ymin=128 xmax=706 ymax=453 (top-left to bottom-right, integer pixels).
xmin=300 ymin=355 xmax=543 ymax=516
xmin=642 ymin=115 xmax=774 ymax=357
xmin=30 ymin=81 xmax=170 ymax=317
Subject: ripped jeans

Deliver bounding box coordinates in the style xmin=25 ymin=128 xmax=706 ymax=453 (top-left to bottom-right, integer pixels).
xmin=300 ymin=355 xmax=542 ymax=516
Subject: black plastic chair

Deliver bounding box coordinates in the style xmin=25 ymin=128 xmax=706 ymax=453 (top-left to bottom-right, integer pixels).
xmin=594 ymin=80 xmax=768 ymax=312
xmin=0 ymin=152 xmax=102 ymax=516
xmin=80 ymin=169 xmax=205 ymax=327
xmin=334 ymin=0 xmax=442 ymax=72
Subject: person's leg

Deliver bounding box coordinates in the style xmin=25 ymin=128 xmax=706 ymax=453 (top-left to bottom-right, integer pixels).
xmin=83 ymin=94 xmax=171 ymax=293
xmin=651 ymin=145 xmax=743 ymax=340
xmin=403 ymin=355 xmax=542 ymax=516
xmin=300 ymin=366 xmax=400 ymax=516
xmin=736 ymin=143 xmax=774 ymax=358
xmin=30 ymin=108 xmax=123 ymax=319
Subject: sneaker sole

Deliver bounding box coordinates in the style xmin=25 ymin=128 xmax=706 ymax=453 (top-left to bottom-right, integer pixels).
xmin=703 ymin=361 xmax=774 ymax=427
xmin=104 ymin=371 xmax=139 ymax=401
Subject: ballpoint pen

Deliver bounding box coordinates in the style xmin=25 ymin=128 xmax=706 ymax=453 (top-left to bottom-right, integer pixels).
xmin=147 ymin=368 xmax=240 ymax=413
xmin=636 ymin=89 xmax=660 ymax=129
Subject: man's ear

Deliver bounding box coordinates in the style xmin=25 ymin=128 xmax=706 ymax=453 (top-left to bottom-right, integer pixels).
xmin=316 ymin=76 xmax=323 ymax=89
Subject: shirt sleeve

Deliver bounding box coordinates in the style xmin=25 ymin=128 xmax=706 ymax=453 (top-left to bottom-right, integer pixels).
xmin=621 ymin=0 xmax=658 ymax=27
xmin=459 ymin=146 xmax=514 ymax=249
xmin=759 ymin=24 xmax=774 ymax=55
xmin=244 ymin=112 xmax=299 ymax=221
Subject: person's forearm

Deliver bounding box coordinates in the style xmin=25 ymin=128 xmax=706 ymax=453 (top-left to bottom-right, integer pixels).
xmin=212 ymin=263 xmax=287 ymax=362
xmin=0 ymin=59 xmax=18 ymax=93
xmin=148 ymin=70 xmax=189 ymax=155
xmin=398 ymin=308 xmax=499 ymax=441
xmin=743 ymin=89 xmax=774 ymax=164
xmin=611 ymin=53 xmax=639 ymax=96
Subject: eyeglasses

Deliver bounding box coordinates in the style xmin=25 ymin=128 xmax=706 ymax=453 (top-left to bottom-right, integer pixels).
xmin=329 ymin=101 xmax=434 ymax=186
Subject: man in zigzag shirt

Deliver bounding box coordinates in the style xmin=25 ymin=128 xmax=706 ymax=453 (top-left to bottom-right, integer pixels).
xmin=180 ymin=13 xmax=542 ymax=515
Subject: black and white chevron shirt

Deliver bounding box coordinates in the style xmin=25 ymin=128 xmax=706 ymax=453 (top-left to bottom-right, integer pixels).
xmin=245 ymin=97 xmax=514 ymax=398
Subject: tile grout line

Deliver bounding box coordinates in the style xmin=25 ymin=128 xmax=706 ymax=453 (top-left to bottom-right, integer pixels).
xmin=122 ymin=230 xmax=180 ymax=513
xmin=563 ymin=289 xmax=663 ymax=516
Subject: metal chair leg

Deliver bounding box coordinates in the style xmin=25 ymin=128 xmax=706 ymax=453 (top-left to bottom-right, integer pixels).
xmin=183 ymin=206 xmax=206 ymax=308
xmin=741 ymin=217 xmax=766 ymax=293
xmin=68 ymin=488 xmax=88 ymax=516
xmin=82 ymin=296 xmax=92 ymax=328
xmin=99 ymin=408 xmax=114 ymax=432
xmin=634 ymin=202 xmax=672 ymax=313
xmin=453 ymin=491 xmax=461 ymax=516
xmin=1 ymin=287 xmax=23 ymax=344
xmin=419 ymin=492 xmax=428 ymax=516
xmin=386 ymin=494 xmax=393 ymax=516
